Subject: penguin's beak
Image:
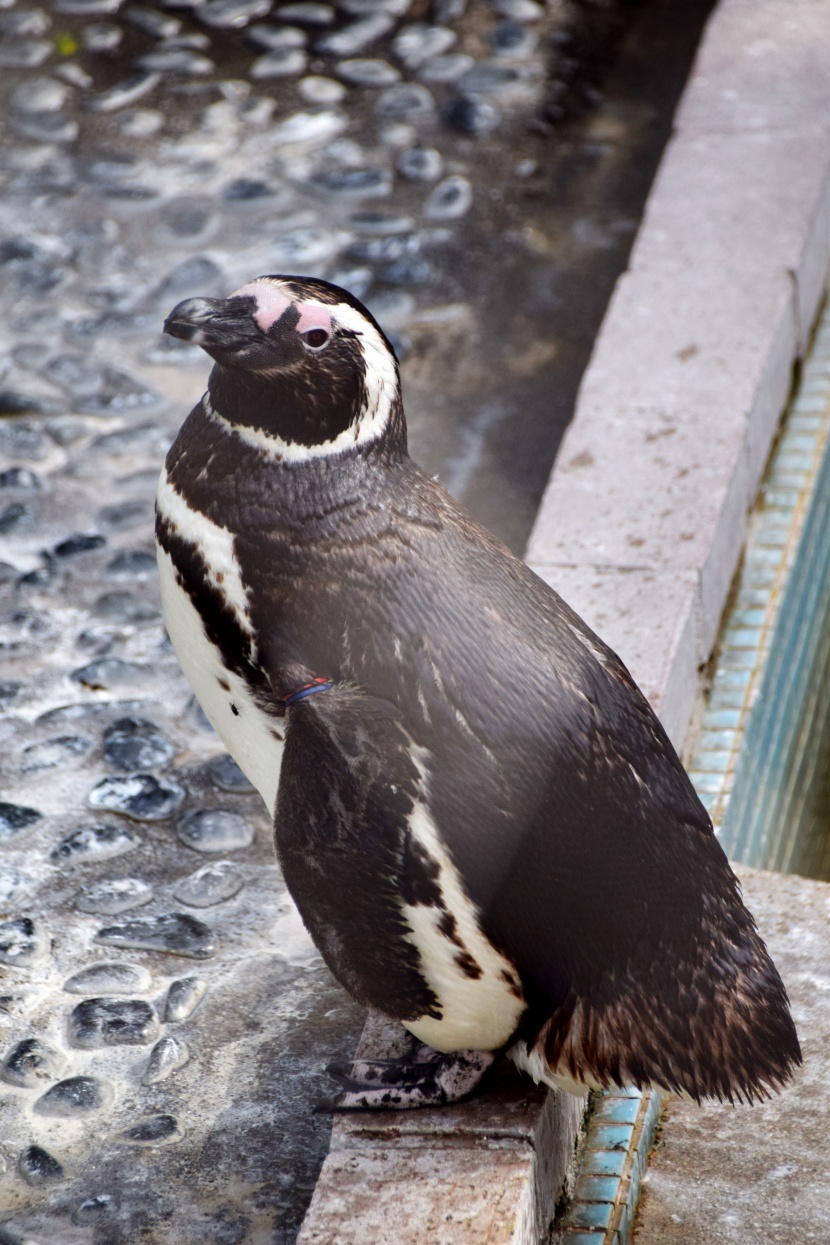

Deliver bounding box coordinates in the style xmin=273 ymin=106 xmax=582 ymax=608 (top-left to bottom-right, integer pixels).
xmin=164 ymin=296 xmax=261 ymax=350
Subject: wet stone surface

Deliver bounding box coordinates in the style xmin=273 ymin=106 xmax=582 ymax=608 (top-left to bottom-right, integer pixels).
xmin=1 ymin=1038 xmax=66 ymax=1089
xmin=173 ymin=860 xmax=246 ymax=907
xmin=142 ymin=1034 xmax=190 ymax=1085
xmin=62 ymin=961 xmax=153 ymax=994
xmin=95 ymin=911 xmax=218 ymax=958
xmin=163 ymin=975 xmax=207 ymax=1023
xmin=175 ymin=806 xmax=255 ymax=852
xmin=17 ymin=1146 xmax=64 ymax=1188
xmin=0 ymin=0 xmax=713 ymax=1238
xmin=50 ymin=820 xmax=141 ymax=862
xmin=0 ymin=802 xmax=41 ymax=839
xmin=103 ymin=716 xmax=176 ymax=772
xmin=0 ymin=918 xmax=43 ymax=967
xmin=118 ymin=1113 xmax=184 ymax=1146
xmin=73 ymin=875 xmax=154 ymax=914
xmin=68 ymin=997 xmax=160 ymax=1049
xmin=88 ymin=772 xmax=186 ymax=820
xmin=20 ymin=733 xmax=91 ymax=773
xmin=207 ymin=751 xmax=256 ymax=793
xmin=34 ymin=1074 xmax=114 ymax=1116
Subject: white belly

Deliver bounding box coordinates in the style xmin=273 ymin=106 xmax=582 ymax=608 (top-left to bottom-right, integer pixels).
xmin=401 ymin=795 xmax=526 ymax=1053
xmin=157 ymin=546 xmax=283 ymax=815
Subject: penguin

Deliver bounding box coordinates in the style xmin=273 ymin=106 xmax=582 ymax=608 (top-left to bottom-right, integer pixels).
xmin=155 ymin=274 xmax=801 ymax=1110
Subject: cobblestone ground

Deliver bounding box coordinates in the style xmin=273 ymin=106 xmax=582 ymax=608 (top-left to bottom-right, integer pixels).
xmin=0 ymin=1 xmax=710 ymax=1241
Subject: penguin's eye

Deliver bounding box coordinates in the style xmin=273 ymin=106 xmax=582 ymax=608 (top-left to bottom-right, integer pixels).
xmin=300 ymin=328 xmax=331 ymax=351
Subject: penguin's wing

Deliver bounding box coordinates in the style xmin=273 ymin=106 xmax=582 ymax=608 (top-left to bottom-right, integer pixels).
xmin=273 ymin=684 xmax=441 ymax=1025
xmin=475 ymin=655 xmax=802 ymax=1102
xmin=385 ymin=538 xmax=802 ymax=1101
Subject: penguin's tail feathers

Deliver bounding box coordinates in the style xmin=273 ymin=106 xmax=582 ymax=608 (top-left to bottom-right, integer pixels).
xmin=511 ymin=933 xmax=802 ymax=1105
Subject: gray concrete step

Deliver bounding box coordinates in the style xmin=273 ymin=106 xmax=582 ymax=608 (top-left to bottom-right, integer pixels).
xmin=634 ymin=866 xmax=830 ymax=1245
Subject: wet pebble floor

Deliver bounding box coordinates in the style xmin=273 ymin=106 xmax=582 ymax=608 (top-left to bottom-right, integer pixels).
xmin=0 ymin=0 xmax=712 ymax=1241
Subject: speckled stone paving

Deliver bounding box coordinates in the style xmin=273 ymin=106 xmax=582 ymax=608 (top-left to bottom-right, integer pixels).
xmin=0 ymin=0 xmax=714 ymax=1240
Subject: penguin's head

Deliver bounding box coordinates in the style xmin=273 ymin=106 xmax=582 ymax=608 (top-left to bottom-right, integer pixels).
xmin=164 ymin=275 xmax=403 ymax=458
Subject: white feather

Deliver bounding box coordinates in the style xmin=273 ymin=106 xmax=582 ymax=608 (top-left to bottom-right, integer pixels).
xmin=508 ymin=1040 xmax=592 ymax=1096
xmin=157 ymin=468 xmax=253 ymax=642
xmin=156 ymin=472 xmax=283 ymax=813
xmin=401 ymin=755 xmax=526 ymax=1052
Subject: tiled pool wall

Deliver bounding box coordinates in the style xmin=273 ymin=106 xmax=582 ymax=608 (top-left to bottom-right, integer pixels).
xmin=556 ymin=1087 xmax=663 ymax=1245
xmin=689 ymin=299 xmax=830 ymax=878
xmin=554 ymin=294 xmax=830 ymax=1245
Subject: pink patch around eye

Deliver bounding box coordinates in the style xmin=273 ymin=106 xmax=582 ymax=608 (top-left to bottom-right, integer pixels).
xmin=295 ymin=303 xmax=333 ymax=337
xmin=231 ymin=281 xmax=332 ymax=338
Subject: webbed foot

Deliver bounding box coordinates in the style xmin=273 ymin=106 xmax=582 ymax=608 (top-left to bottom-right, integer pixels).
xmin=320 ymin=1045 xmax=496 ymax=1110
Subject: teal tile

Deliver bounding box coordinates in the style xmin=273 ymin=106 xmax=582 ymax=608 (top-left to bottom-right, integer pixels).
xmin=605 ymin=1085 xmax=642 ymax=1100
xmin=689 ymin=749 xmax=732 ymax=773
xmin=774 ymin=449 xmax=815 ymax=472
xmin=789 ymin=393 xmax=827 ymax=411
xmin=706 ymin=709 xmax=742 ymax=728
xmin=759 ymin=489 xmax=800 ymax=511
xmin=588 ymin=1123 xmax=634 ymax=1150
xmin=582 ymin=1149 xmax=626 ymax=1178
xmin=564 ymin=1200 xmax=613 ymax=1230
xmin=744 ymin=569 xmax=779 ymax=592
xmin=600 ymin=1096 xmax=641 ymax=1125
xmin=744 ymin=544 xmax=787 ymax=566
xmin=797 ymin=359 xmax=830 ymax=378
xmin=575 ymin=1175 xmax=619 ymax=1203
xmin=782 ymin=433 xmax=819 ymax=453
xmin=714 ymin=668 xmax=752 ymax=688
xmin=627 ymin=1151 xmax=642 ymax=1210
xmin=710 ymin=671 xmax=752 ymax=709
xmin=766 ymin=470 xmax=808 ymax=491
xmin=755 ymin=527 xmax=791 ymax=551
xmin=719 ymin=646 xmax=759 ymax=669
xmin=788 ymin=413 xmax=823 ymax=433
xmin=695 ymin=791 xmax=718 ymax=814
xmin=736 ymin=585 xmax=774 ymax=607
xmin=561 ymin=1233 xmax=607 ymax=1245
xmin=642 ymin=1090 xmax=664 ymax=1129
xmin=696 ymin=729 xmax=738 ymax=750
xmin=617 ymin=1199 xmax=630 ymax=1244
xmin=707 ymin=686 xmax=747 ymax=711
xmin=729 ymin=607 xmax=768 ymax=628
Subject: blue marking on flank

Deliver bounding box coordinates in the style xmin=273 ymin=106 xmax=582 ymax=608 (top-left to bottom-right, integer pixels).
xmin=283 ymin=681 xmax=334 ymax=706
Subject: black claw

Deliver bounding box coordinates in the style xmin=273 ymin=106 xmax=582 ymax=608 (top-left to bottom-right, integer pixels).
xmin=322 ymin=1069 xmax=364 ymax=1092
xmin=325 ymin=1060 xmax=365 ymax=1080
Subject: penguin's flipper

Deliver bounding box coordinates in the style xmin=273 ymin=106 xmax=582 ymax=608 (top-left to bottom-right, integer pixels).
xmin=274 ymin=684 xmax=446 ymax=1033
xmin=322 ymin=1047 xmax=496 ymax=1111
xmin=275 ymin=685 xmax=500 ymax=1109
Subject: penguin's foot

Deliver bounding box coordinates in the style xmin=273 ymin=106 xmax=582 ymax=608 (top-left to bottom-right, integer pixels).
xmin=321 ymin=1046 xmax=496 ymax=1110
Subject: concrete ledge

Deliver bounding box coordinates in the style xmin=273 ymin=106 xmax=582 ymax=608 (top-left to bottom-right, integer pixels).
xmin=527 ymin=1 xmax=830 ymax=743
xmin=298 ymin=1015 xmax=583 ymax=1245
xmin=301 ymin=0 xmax=830 ymax=1239
xmin=634 ymin=867 xmax=830 ymax=1243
